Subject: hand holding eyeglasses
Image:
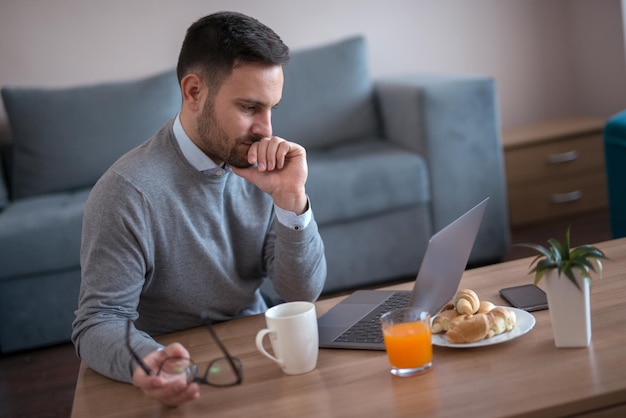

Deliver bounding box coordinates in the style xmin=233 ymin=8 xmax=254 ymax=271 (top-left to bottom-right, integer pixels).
xmin=126 ymin=318 xmax=243 ymax=407
xmin=131 ymin=342 xmax=200 ymax=407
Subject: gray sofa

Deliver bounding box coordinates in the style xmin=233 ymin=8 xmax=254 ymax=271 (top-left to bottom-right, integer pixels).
xmin=0 ymin=36 xmax=509 ymax=353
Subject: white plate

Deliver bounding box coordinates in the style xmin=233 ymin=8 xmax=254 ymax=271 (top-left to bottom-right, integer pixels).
xmin=431 ymin=306 xmax=536 ymax=348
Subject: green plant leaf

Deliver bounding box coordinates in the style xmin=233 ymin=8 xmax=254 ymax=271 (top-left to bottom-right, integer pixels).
xmin=515 ymin=227 xmax=609 ymax=292
xmin=563 ymin=268 xmax=582 ymax=290
xmin=563 ymin=226 xmax=571 ymax=256
xmin=595 ymin=259 xmax=604 ymax=276
xmin=516 ymin=243 xmax=551 ymax=258
xmin=548 ymin=238 xmax=564 ymax=261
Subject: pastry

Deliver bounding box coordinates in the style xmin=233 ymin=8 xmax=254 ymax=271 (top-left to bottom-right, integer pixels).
xmin=503 ymin=307 xmax=516 ymax=331
xmin=432 ymin=308 xmax=461 ymax=333
xmin=454 ymin=289 xmax=480 ymax=315
xmin=477 ymin=300 xmax=495 ymax=314
xmin=445 ymin=313 xmax=490 ymax=343
xmin=487 ymin=307 xmax=517 ymax=337
xmin=487 ymin=308 xmax=508 ymax=337
xmin=440 ymin=303 xmax=455 ymax=312
xmin=432 ymin=289 xmax=517 ymax=343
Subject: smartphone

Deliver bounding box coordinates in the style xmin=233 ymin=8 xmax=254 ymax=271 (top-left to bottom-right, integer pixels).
xmin=499 ymin=284 xmax=548 ymax=312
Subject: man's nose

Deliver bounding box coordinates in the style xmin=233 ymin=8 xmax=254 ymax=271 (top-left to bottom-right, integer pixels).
xmin=252 ymin=110 xmax=272 ymax=138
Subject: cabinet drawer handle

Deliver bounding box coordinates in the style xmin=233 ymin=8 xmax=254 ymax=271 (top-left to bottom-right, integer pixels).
xmin=547 ymin=150 xmax=578 ymax=164
xmin=550 ymin=190 xmax=583 ymax=203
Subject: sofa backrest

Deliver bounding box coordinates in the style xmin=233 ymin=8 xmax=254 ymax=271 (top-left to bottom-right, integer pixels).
xmin=272 ymin=36 xmax=380 ymax=150
xmin=1 ymin=70 xmax=180 ymax=200
xmin=0 ymin=36 xmax=379 ymax=202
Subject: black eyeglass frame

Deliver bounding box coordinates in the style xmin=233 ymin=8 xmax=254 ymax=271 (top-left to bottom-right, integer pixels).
xmin=125 ymin=318 xmax=243 ymax=387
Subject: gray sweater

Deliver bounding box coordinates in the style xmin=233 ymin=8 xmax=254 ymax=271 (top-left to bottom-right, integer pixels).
xmin=72 ymin=120 xmax=326 ymax=382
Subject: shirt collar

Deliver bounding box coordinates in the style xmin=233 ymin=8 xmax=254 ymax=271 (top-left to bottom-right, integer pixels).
xmin=173 ymin=114 xmax=221 ymax=172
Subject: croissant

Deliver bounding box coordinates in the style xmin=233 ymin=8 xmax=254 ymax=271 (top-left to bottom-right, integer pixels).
xmin=431 ymin=308 xmax=461 ymax=334
xmin=487 ymin=308 xmax=508 ymax=337
xmin=445 ymin=313 xmax=490 ymax=344
xmin=440 ymin=303 xmax=455 ymax=312
xmin=487 ymin=307 xmax=517 ymax=337
xmin=477 ymin=300 xmax=495 ymax=314
xmin=432 ymin=289 xmax=518 ymax=343
xmin=455 ymin=289 xmax=480 ymax=315
xmin=503 ymin=307 xmax=517 ymax=331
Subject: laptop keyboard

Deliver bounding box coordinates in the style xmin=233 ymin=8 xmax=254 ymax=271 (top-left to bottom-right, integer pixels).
xmin=332 ymin=291 xmax=411 ymax=344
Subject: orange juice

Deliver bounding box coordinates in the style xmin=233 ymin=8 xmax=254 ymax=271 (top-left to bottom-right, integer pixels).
xmin=383 ymin=321 xmax=432 ymax=368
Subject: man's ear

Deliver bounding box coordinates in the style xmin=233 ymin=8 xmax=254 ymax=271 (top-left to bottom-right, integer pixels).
xmin=180 ymin=74 xmax=206 ymax=112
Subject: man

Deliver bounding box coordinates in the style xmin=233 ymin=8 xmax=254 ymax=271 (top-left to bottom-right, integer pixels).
xmin=72 ymin=11 xmax=327 ymax=406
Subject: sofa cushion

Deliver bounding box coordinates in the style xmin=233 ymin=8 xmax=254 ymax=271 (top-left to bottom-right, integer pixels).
xmin=1 ymin=70 xmax=180 ymax=200
xmin=273 ymin=36 xmax=380 ymax=150
xmin=0 ymin=189 xmax=89 ymax=281
xmin=307 ymin=140 xmax=430 ymax=225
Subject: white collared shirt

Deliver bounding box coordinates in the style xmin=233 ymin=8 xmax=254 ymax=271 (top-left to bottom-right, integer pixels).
xmin=172 ymin=114 xmax=311 ymax=230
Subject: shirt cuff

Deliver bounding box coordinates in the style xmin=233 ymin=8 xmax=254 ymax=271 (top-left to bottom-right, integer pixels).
xmin=274 ymin=198 xmax=312 ymax=231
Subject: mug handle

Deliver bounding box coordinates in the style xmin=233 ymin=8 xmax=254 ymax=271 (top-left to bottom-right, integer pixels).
xmin=255 ymin=329 xmax=283 ymax=366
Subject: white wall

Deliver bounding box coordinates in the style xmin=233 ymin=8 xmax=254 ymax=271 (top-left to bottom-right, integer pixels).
xmin=1 ymin=0 xmax=625 ymax=143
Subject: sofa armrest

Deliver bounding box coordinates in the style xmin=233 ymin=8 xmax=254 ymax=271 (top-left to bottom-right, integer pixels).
xmin=0 ymin=143 xmax=9 ymax=209
xmin=375 ymin=74 xmax=510 ymax=263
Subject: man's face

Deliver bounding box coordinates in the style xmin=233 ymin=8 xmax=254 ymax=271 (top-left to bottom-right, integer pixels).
xmin=195 ymin=63 xmax=284 ymax=168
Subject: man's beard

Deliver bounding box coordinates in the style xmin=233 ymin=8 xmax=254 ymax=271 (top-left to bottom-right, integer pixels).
xmin=196 ymin=99 xmax=261 ymax=169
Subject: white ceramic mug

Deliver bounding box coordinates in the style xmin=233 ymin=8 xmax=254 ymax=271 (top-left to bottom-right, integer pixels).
xmin=255 ymin=301 xmax=319 ymax=375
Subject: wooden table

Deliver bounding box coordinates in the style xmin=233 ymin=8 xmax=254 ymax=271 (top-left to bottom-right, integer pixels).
xmin=71 ymin=239 xmax=626 ymax=417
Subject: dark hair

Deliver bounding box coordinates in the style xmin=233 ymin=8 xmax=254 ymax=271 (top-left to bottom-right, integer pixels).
xmin=176 ymin=11 xmax=289 ymax=91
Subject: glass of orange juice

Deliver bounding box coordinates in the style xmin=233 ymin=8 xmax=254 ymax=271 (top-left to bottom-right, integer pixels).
xmin=380 ymin=307 xmax=432 ymax=377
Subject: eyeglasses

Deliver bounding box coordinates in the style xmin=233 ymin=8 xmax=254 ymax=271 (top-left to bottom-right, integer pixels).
xmin=125 ymin=318 xmax=243 ymax=387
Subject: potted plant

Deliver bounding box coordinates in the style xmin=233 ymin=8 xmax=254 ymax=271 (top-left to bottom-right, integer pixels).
xmin=517 ymin=227 xmax=608 ymax=347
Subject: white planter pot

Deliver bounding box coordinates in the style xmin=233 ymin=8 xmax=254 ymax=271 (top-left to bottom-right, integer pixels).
xmin=544 ymin=270 xmax=591 ymax=347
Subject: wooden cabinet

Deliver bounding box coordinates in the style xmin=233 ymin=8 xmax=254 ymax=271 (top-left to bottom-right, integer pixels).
xmin=503 ymin=118 xmax=608 ymax=226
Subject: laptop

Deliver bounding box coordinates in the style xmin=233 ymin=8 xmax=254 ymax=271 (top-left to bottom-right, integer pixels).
xmin=317 ymin=197 xmax=489 ymax=350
